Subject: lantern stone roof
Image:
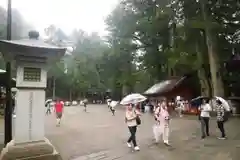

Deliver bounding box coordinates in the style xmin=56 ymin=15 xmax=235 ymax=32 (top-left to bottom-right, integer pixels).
xmin=0 ymin=31 xmax=66 ymax=52
xmin=0 ymin=39 xmax=65 ymax=50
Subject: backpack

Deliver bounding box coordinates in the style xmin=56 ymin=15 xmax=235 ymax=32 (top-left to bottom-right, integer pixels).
xmin=222 ymin=103 xmax=231 ymax=122
xmin=223 ymin=110 xmax=231 ymax=122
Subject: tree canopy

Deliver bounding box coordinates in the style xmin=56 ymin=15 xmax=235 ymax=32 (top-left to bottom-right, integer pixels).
xmin=1 ymin=1 xmax=240 ymax=100
xmin=46 ymin=0 xmax=240 ymax=100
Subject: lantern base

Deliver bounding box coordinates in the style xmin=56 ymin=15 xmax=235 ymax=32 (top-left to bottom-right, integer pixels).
xmin=0 ymin=138 xmax=62 ymax=160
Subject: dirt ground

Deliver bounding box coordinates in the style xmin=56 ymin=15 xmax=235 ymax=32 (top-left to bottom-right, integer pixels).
xmin=0 ymin=105 xmax=239 ymax=159
xmin=44 ymin=105 xmax=240 ymax=160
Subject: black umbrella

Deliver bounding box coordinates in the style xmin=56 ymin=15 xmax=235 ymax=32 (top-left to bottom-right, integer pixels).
xmin=190 ymin=96 xmax=210 ymax=106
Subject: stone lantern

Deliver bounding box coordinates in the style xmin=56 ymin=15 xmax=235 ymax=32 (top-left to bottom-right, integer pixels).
xmin=0 ymin=31 xmax=66 ymax=160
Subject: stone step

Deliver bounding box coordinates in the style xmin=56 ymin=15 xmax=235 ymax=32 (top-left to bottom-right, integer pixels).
xmin=71 ymin=151 xmax=109 ymax=160
xmin=70 ymin=149 xmax=128 ymax=160
xmin=19 ymin=153 xmax=61 ymax=160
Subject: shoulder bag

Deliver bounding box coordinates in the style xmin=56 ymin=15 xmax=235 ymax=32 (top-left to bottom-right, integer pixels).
xmin=134 ymin=110 xmax=141 ymax=125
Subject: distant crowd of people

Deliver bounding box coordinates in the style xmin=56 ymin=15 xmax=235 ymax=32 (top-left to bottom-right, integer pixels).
xmin=45 ymin=95 xmax=231 ymax=151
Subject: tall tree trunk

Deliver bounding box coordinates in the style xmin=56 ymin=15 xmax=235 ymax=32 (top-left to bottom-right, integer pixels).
xmin=200 ymin=0 xmax=224 ymax=97
xmin=168 ymin=21 xmax=176 ymax=77
xmin=205 ymin=31 xmax=224 ymax=96
xmin=52 ymin=76 xmax=56 ymax=100
xmin=198 ymin=68 xmax=211 ymax=96
xmin=195 ymin=42 xmax=211 ymax=96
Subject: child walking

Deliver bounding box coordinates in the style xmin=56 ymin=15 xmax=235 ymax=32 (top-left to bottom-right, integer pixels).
xmin=54 ymin=99 xmax=64 ymax=126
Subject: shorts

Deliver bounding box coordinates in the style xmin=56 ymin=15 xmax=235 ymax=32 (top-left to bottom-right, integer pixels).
xmin=56 ymin=112 xmax=62 ymax=119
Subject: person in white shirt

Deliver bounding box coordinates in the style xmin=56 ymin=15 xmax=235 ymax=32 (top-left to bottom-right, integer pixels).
xmin=176 ymin=99 xmax=184 ymax=117
xmin=109 ymin=100 xmax=117 ymax=116
xmin=176 ymin=96 xmax=181 ymax=102
xmin=199 ymin=99 xmax=212 ymax=139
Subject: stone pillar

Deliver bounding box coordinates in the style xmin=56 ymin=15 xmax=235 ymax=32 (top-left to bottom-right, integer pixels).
xmin=0 ymin=30 xmax=66 ymax=160
xmin=14 ymin=65 xmax=46 ymax=143
xmin=0 ymin=65 xmax=62 ymax=160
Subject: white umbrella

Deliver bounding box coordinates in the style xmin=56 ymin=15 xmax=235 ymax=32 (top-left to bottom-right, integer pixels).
xmin=0 ymin=69 xmax=6 ymax=73
xmin=120 ymin=93 xmax=147 ymax=105
xmin=215 ymin=96 xmax=230 ymax=111
xmin=45 ymin=99 xmax=52 ymax=105
xmin=110 ymin=101 xmax=119 ymax=108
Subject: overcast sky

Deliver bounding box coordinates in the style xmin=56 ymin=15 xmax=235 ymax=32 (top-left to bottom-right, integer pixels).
xmin=0 ymin=0 xmax=119 ymax=36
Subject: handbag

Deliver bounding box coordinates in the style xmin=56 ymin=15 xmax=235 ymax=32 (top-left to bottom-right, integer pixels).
xmin=134 ymin=110 xmax=141 ymax=125
xmin=136 ymin=115 xmax=141 ymax=125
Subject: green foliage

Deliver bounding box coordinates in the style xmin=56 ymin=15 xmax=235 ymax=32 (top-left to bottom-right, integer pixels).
xmin=48 ymin=0 xmax=240 ymax=99
xmin=104 ymin=0 xmax=240 ymax=96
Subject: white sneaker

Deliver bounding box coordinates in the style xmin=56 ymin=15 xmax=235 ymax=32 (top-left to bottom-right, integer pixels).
xmin=127 ymin=142 xmax=132 ymax=148
xmin=134 ymin=146 xmax=140 ymax=151
xmin=164 ymin=141 xmax=170 ymax=146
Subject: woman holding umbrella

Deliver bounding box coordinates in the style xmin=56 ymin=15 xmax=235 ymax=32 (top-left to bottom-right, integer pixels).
xmin=109 ymin=100 xmax=118 ymax=116
xmin=191 ymin=96 xmax=212 ymax=138
xmin=125 ymin=103 xmax=141 ymax=151
xmin=199 ymin=99 xmax=212 ymax=139
xmin=215 ymin=99 xmax=228 ymax=139
xmin=45 ymin=99 xmax=52 ymax=115
xmin=121 ymin=93 xmax=146 ymax=151
xmin=83 ymin=98 xmax=88 ymax=112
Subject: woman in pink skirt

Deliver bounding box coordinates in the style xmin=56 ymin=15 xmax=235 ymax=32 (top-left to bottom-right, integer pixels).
xmin=156 ymin=99 xmax=170 ymax=146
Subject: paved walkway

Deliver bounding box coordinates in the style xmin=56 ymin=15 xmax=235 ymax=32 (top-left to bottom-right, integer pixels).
xmin=44 ymin=105 xmax=240 ymax=160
